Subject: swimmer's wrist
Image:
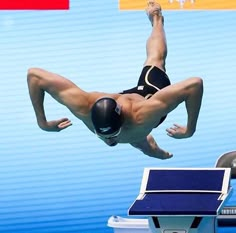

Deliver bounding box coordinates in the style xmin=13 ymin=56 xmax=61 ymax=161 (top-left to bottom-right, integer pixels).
xmin=37 ymin=119 xmax=48 ymax=130
xmin=185 ymin=127 xmax=195 ymax=137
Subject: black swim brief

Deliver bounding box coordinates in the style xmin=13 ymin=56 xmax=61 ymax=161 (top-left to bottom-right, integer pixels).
xmin=120 ymin=65 xmax=171 ymax=126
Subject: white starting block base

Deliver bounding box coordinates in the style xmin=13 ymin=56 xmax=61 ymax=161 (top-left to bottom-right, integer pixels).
xmin=108 ymin=216 xmax=216 ymax=233
xmin=107 ymin=216 xmax=151 ymax=233
xmin=148 ymin=216 xmax=216 ymax=233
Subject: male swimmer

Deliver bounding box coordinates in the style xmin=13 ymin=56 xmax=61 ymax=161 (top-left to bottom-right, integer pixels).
xmin=27 ymin=1 xmax=203 ymax=159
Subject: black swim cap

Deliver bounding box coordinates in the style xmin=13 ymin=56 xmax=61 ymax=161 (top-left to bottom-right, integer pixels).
xmin=91 ymin=97 xmax=123 ymax=136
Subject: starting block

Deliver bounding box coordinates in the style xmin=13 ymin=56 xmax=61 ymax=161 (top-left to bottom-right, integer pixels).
xmin=128 ymin=168 xmax=232 ymax=233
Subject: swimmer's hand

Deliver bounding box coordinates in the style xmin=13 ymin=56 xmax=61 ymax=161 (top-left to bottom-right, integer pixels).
xmin=40 ymin=118 xmax=72 ymax=132
xmin=166 ymin=124 xmax=193 ymax=139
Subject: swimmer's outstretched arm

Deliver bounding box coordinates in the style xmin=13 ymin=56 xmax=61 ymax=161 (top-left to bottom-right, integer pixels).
xmin=130 ymin=134 xmax=173 ymax=159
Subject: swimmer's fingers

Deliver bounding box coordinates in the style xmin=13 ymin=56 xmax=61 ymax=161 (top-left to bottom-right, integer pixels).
xmin=58 ymin=118 xmax=72 ymax=130
xmin=166 ymin=125 xmax=177 ymax=136
xmin=43 ymin=118 xmax=72 ymax=132
xmin=166 ymin=124 xmax=187 ymax=139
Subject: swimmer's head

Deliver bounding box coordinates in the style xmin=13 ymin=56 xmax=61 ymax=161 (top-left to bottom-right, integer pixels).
xmin=91 ymin=97 xmax=123 ymax=138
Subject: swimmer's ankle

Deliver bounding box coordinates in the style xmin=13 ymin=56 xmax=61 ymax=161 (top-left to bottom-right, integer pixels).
xmin=152 ymin=15 xmax=164 ymax=26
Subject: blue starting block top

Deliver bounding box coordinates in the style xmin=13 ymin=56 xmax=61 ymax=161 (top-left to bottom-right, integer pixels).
xmin=128 ymin=168 xmax=232 ymax=216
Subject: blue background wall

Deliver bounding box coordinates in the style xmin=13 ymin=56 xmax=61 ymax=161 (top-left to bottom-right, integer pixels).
xmin=0 ymin=1 xmax=236 ymax=232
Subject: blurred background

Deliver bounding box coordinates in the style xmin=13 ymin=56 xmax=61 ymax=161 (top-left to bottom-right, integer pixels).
xmin=0 ymin=1 xmax=235 ymax=232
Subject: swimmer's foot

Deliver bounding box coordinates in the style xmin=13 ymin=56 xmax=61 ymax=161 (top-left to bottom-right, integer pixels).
xmin=146 ymin=1 xmax=164 ymax=26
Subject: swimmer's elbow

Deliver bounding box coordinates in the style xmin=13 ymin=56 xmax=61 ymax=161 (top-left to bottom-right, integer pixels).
xmin=27 ymin=68 xmax=38 ymax=78
xmin=185 ymin=128 xmax=195 ymax=138
xmin=186 ymin=77 xmax=203 ymax=95
xmin=27 ymin=68 xmax=40 ymax=84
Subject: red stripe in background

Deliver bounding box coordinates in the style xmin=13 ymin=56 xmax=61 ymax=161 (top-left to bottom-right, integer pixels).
xmin=0 ymin=0 xmax=69 ymax=10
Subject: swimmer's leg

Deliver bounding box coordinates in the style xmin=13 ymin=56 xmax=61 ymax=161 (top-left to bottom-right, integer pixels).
xmin=144 ymin=1 xmax=167 ymax=72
